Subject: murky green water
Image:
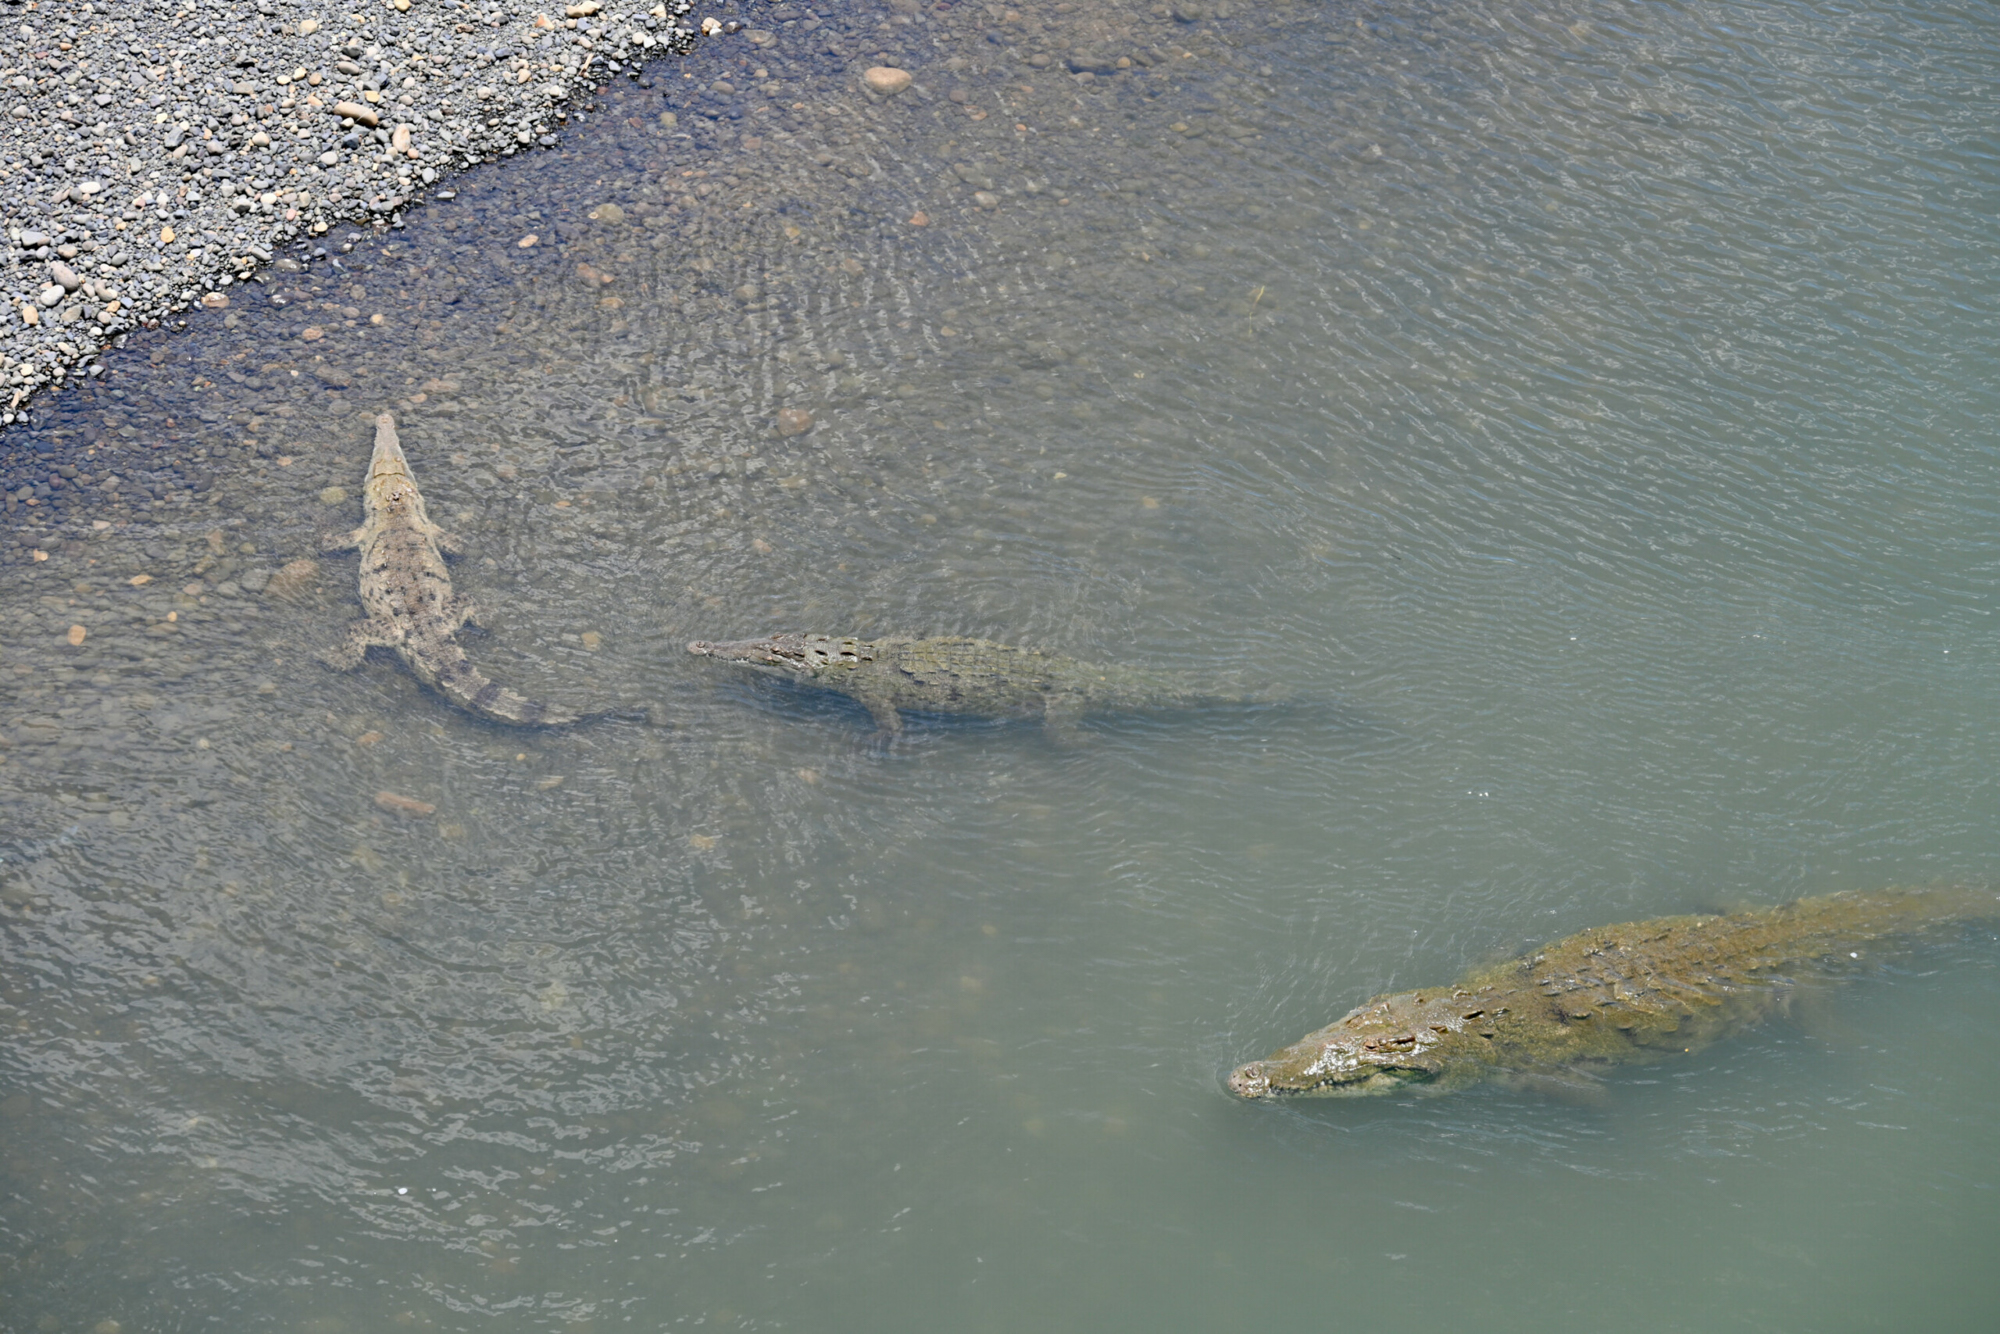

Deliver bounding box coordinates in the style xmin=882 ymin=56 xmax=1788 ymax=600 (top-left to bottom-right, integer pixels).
xmin=6 ymin=0 xmax=1999 ymax=1329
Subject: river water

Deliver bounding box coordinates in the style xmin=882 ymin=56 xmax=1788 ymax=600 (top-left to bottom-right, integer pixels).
xmin=4 ymin=0 xmax=1997 ymax=1329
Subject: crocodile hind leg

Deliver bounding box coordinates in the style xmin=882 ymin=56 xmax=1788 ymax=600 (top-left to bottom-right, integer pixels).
xmin=446 ymin=593 xmax=482 ymax=632
xmin=321 ymin=616 xmax=404 ymax=671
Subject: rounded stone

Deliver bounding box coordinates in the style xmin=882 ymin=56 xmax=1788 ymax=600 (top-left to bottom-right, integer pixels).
xmin=0 ymin=0 xmax=712 ymax=419
xmin=863 ymin=67 xmax=913 ymax=96
xmin=776 ymin=408 xmax=815 ymax=437
xmin=319 ymin=486 xmax=349 ymax=505
xmin=265 ymin=559 xmax=322 ymax=600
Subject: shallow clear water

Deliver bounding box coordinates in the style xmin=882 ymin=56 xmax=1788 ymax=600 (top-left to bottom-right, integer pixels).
xmin=5 ymin=0 xmax=1999 ymax=1329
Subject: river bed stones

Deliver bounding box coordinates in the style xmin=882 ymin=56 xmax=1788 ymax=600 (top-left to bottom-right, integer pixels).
xmin=863 ymin=67 xmax=914 ymax=97
xmin=1 ymin=0 xmax=1257 ymax=581
xmin=264 ymin=560 xmax=321 ymax=601
xmin=0 ymin=0 xmax=703 ymax=424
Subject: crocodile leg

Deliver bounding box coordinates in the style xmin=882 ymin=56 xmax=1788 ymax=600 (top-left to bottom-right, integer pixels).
xmin=1498 ymin=1067 xmax=1612 ymax=1108
xmin=446 ymin=594 xmax=481 ymax=631
xmin=320 ymin=524 xmax=367 ymax=554
xmin=1041 ymin=692 xmax=1087 ymax=745
xmin=322 ymin=616 xmax=404 ymax=671
xmin=849 ymin=682 xmax=903 ymax=736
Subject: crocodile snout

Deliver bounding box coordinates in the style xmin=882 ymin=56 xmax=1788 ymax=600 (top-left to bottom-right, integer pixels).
xmin=686 ymin=640 xmax=714 ymax=656
xmin=1226 ymin=1062 xmax=1273 ymax=1099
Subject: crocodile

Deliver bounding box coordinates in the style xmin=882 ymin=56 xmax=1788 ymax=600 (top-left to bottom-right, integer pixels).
xmin=1227 ymin=885 xmax=1998 ymax=1100
xmin=686 ymin=632 xmax=1285 ymax=738
xmin=320 ymin=412 xmax=583 ymax=726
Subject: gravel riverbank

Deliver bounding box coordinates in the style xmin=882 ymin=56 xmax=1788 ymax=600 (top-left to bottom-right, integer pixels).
xmin=2 ymin=0 xmax=1255 ymax=548
xmin=1 ymin=0 xmax=698 ymax=425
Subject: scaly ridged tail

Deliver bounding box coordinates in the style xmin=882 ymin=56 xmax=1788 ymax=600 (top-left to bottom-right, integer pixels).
xmin=410 ymin=641 xmax=585 ymax=727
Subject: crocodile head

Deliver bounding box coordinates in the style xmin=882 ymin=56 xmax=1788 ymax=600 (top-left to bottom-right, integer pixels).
xmin=686 ymin=633 xmax=878 ymax=679
xmin=362 ymin=412 xmax=425 ymax=520
xmin=1227 ymin=990 xmax=1490 ymax=1099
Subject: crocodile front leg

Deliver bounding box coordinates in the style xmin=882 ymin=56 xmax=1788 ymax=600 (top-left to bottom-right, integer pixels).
xmin=848 ymin=681 xmax=903 ymax=736
xmin=1040 ymin=692 xmax=1087 ymax=745
xmin=321 ymin=524 xmax=368 ymax=554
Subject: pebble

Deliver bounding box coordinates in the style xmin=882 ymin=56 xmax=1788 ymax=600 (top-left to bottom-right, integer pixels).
xmin=776 ymin=408 xmax=815 ymax=437
xmin=265 ymin=560 xmax=322 ymax=601
xmin=374 ymin=791 xmax=437 ymax=818
xmin=863 ymin=67 xmax=914 ymax=96
xmin=319 ymin=486 xmax=349 ymax=506
xmin=0 ymin=0 xmax=704 ymax=419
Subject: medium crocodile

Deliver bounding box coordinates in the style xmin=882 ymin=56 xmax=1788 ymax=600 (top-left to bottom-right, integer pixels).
xmin=686 ymin=632 xmax=1284 ymax=738
xmin=1228 ymin=885 xmax=1998 ymax=1100
xmin=320 ymin=412 xmax=583 ymax=726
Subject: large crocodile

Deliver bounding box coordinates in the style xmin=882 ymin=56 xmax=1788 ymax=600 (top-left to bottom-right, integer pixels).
xmin=1227 ymin=885 xmax=1998 ymax=1100
xmin=320 ymin=412 xmax=583 ymax=726
xmin=686 ymin=632 xmax=1284 ymax=738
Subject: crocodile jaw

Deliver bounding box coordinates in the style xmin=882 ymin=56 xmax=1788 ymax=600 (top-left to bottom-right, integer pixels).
xmin=1227 ymin=1050 xmax=1429 ymax=1099
xmin=687 ymin=637 xmax=788 ymax=670
xmin=687 ymin=634 xmax=873 ymax=679
xmin=1229 ymin=1010 xmax=1464 ymax=1098
xmin=363 ymin=411 xmax=419 ymax=515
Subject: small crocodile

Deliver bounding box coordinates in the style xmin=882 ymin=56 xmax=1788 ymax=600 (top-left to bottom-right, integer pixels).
xmin=321 ymin=412 xmax=583 ymax=726
xmin=686 ymin=632 xmax=1283 ymax=737
xmin=1228 ymin=885 xmax=1998 ymax=1100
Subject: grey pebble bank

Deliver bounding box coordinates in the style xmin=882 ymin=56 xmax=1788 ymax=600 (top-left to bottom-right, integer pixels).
xmin=0 ymin=0 xmax=697 ymax=424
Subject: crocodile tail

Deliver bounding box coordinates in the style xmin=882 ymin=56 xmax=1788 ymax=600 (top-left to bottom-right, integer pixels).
xmin=1243 ymin=680 xmax=1295 ymax=706
xmin=418 ymin=644 xmax=585 ymax=727
xmin=1196 ymin=672 xmax=1293 ymax=706
xmin=1805 ymin=884 xmax=2000 ymax=936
